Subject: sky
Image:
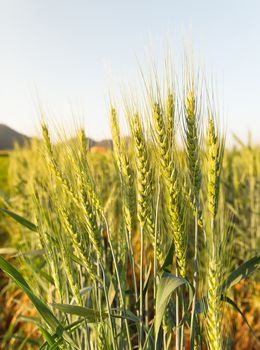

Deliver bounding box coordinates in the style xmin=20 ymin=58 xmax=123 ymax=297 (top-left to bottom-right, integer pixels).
xmin=0 ymin=0 xmax=260 ymax=143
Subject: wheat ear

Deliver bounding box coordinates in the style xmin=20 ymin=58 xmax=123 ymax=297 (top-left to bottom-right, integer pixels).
xmin=207 ymin=259 xmax=222 ymax=350
xmin=152 ymin=102 xmax=186 ymax=277
xmin=42 ymin=122 xmax=102 ymax=259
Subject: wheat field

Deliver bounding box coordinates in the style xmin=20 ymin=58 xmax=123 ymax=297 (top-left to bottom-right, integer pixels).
xmin=0 ymin=62 xmax=260 ymax=349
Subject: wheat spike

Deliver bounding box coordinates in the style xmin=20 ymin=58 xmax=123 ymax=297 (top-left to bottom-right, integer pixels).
xmin=130 ymin=113 xmax=161 ymax=261
xmin=207 ymin=258 xmax=222 ymax=350
xmin=59 ymin=206 xmax=96 ymax=281
xmin=207 ymin=117 xmax=221 ymax=218
xmin=184 ymin=89 xmax=201 ymax=201
xmin=152 ymin=102 xmax=186 ymax=277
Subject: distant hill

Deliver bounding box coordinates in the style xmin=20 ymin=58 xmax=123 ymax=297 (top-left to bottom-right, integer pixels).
xmin=94 ymin=139 xmax=113 ymax=149
xmin=67 ymin=137 xmax=113 ymax=150
xmin=0 ymin=124 xmax=31 ymax=150
xmin=0 ymin=124 xmax=113 ymax=151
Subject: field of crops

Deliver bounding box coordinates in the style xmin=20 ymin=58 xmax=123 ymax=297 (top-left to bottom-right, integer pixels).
xmin=0 ymin=69 xmax=260 ymax=349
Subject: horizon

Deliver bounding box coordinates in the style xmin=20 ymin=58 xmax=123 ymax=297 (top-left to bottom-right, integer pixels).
xmin=0 ymin=122 xmax=255 ymax=151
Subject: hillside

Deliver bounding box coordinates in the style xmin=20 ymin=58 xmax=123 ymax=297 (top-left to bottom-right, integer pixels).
xmin=0 ymin=124 xmax=31 ymax=150
xmin=0 ymin=124 xmax=113 ymax=151
xmin=83 ymin=137 xmax=112 ymax=149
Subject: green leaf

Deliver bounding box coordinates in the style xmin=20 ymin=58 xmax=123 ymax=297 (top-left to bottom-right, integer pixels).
xmin=0 ymin=255 xmax=62 ymax=333
xmin=38 ymin=325 xmax=57 ymax=347
xmin=108 ymin=280 xmax=116 ymax=307
xmin=52 ymin=303 xmax=106 ymax=322
xmin=39 ymin=319 xmax=85 ymax=350
xmin=17 ymin=336 xmax=32 ymax=350
xmin=111 ymin=310 xmax=139 ymax=324
xmin=136 ymin=263 xmax=152 ymax=306
xmin=221 ymin=295 xmax=260 ymax=344
xmin=143 ymin=321 xmax=155 ymax=350
xmin=0 ymin=254 xmax=31 ymax=289
xmin=35 ymin=268 xmax=54 ymax=285
xmin=125 ymin=310 xmax=139 ymax=323
xmin=48 ymin=341 xmax=64 ymax=350
xmin=64 ymin=318 xmax=86 ymax=332
xmin=222 ymin=255 xmax=260 ymax=291
xmin=0 ymin=208 xmax=38 ymax=232
xmin=154 ymin=272 xmax=192 ymax=342
xmin=143 ymin=263 xmax=152 ymax=298
xmin=79 ymin=286 xmax=93 ymax=296
xmin=161 ymin=240 xmax=174 ymax=271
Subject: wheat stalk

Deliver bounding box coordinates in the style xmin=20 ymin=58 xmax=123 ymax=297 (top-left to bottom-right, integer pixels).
xmin=206 ymin=115 xmax=224 ymax=350
xmin=130 ymin=113 xmax=161 ymax=260
xmin=58 ymin=206 xmax=96 ymax=281
xmin=207 ymin=259 xmax=222 ymax=350
xmin=110 ymin=107 xmax=138 ymax=299
xmin=42 ymin=122 xmax=103 ymax=259
xmin=152 ymin=101 xmax=186 ymax=277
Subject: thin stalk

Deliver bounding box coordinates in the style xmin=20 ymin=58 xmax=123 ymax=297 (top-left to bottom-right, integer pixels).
xmin=99 ymin=263 xmax=118 ymax=350
xmin=250 ymin=163 xmax=256 ymax=251
xmin=154 ymin=181 xmax=160 ymax=350
xmin=103 ymin=215 xmax=132 ymax=349
xmin=96 ymin=260 xmax=105 ymax=349
xmin=93 ymin=270 xmax=100 ymax=349
xmin=166 ymin=333 xmax=172 ymax=350
xmin=130 ymin=233 xmax=138 ymax=302
xmin=145 ymin=262 xmax=149 ymax=328
xmin=97 ymin=261 xmax=102 ymax=310
xmin=176 ymin=287 xmax=185 ymax=350
xmin=175 ymin=268 xmax=180 ymax=350
xmin=154 ymin=180 xmax=160 ymax=299
xmin=163 ymin=331 xmax=167 ymax=349
xmin=125 ymin=227 xmax=138 ymax=303
xmin=118 ymin=169 xmax=138 ymax=303
xmin=190 ymin=208 xmax=198 ymax=349
xmin=180 ymin=311 xmax=184 ymax=350
xmin=140 ymin=225 xmax=144 ymax=348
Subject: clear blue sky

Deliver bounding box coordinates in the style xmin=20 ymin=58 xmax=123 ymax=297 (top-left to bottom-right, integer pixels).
xmin=0 ymin=0 xmax=259 ymax=143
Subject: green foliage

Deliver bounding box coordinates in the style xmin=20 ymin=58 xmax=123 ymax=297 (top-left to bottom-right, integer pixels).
xmin=0 ymin=154 xmax=9 ymax=193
